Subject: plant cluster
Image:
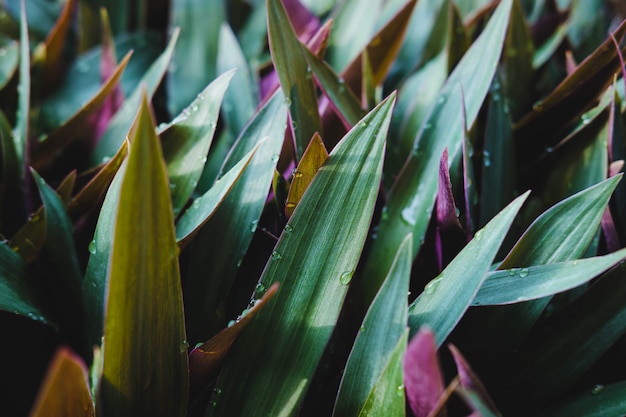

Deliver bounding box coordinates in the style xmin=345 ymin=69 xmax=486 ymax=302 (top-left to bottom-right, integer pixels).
xmin=1 ymin=0 xmax=626 ymax=416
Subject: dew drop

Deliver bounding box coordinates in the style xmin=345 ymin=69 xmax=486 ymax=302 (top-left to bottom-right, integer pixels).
xmin=359 ymin=325 xmax=366 ymax=332
xmin=339 ymin=271 xmax=353 ymax=285
xmin=191 ymin=104 xmax=199 ymax=112
xmin=397 ymin=384 xmax=405 ymax=392
xmin=592 ymin=384 xmax=604 ymax=394
xmin=532 ymin=101 xmax=544 ymax=111
xmin=519 ymin=268 xmax=529 ymax=278
xmin=381 ymin=206 xmax=389 ymax=221
xmin=271 ymin=154 xmax=280 ymax=163
xmin=508 ymin=269 xmax=516 ymax=276
xmin=284 ymin=97 xmax=292 ymax=106
xmin=236 ymin=257 xmax=243 ymax=267
xmin=250 ymin=220 xmax=259 ymax=233
xmin=180 ymin=339 xmax=188 ymax=353
xmin=581 ymin=114 xmax=591 ymax=125
xmin=483 ymin=150 xmax=491 ymax=167
xmin=401 ymin=207 xmax=417 ymax=226
xmin=255 ymin=282 xmax=266 ymax=295
xmin=88 ymin=240 xmax=97 ymax=255
xmin=271 ymin=251 xmax=282 ymax=260
xmin=474 ymin=229 xmax=484 ymax=241
xmin=284 ymin=224 xmax=293 ymax=233
xmin=424 ymin=275 xmax=443 ymax=294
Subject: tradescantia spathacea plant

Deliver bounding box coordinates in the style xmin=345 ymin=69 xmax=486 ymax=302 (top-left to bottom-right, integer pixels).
xmin=2 ymin=0 xmax=626 ymax=415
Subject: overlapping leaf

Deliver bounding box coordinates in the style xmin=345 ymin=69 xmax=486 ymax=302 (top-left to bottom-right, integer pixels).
xmin=358 ymin=0 xmax=513 ymax=313
xmin=208 ymin=93 xmax=395 ymax=417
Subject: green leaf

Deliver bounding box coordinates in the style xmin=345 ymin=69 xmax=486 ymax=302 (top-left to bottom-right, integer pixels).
xmin=29 ymin=348 xmax=94 ymax=417
xmin=386 ymin=0 xmax=447 ymax=85
xmin=480 ymin=74 xmax=516 ymax=226
xmin=334 ymin=234 xmax=411 ymax=417
xmin=408 ymin=191 xmax=529 ymax=345
xmin=357 ymin=330 xmax=408 ymax=417
xmin=39 ymin=32 xmax=162 ymax=130
xmin=326 ymin=0 xmax=385 ymax=72
xmin=473 ymin=247 xmax=626 ymax=305
xmin=167 ymin=0 xmax=224 ymax=116
xmin=217 ymin=23 xmax=257 ymax=137
xmin=13 ymin=0 xmax=29 ymax=172
xmin=533 ymin=23 xmax=568 ymax=69
xmin=501 ymin=175 xmax=621 ymax=267
xmin=175 ymin=145 xmax=256 ymax=246
xmin=82 ymin=157 xmax=126 ymax=347
xmin=0 ymin=241 xmax=50 ymax=325
xmin=514 ymin=19 xmax=626 ymax=162
xmin=503 ymin=0 xmax=534 ymax=120
xmin=359 ymin=0 xmax=513 ymax=313
xmin=0 ymin=38 xmax=18 ymax=90
xmin=31 ymin=170 xmax=82 ymax=302
xmin=208 ymin=93 xmax=395 ymax=417
xmin=472 ymin=174 xmax=622 ymax=350
xmin=160 ymin=69 xmax=234 ymax=215
xmin=31 ymin=52 xmax=132 ymax=171
xmin=514 ymin=261 xmax=626 ymax=400
xmin=301 ymin=46 xmax=364 ymax=126
xmin=92 ymin=28 xmax=179 ymax=164
xmin=267 ymin=0 xmax=321 ymax=158
xmin=537 ymin=381 xmax=626 ymax=417
xmin=183 ymin=91 xmax=287 ymax=343
xmin=100 ymin=93 xmax=188 ymax=417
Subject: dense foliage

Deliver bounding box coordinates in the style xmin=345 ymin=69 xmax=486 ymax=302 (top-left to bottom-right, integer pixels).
xmin=1 ymin=0 xmax=626 ymax=416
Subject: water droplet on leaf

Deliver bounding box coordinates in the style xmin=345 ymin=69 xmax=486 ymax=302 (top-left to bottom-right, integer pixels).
xmin=339 ymin=271 xmax=353 ymax=285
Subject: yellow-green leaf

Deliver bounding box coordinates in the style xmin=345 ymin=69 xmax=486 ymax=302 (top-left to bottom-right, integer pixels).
xmin=100 ymin=92 xmax=188 ymax=417
xmin=285 ymin=132 xmax=328 ymax=218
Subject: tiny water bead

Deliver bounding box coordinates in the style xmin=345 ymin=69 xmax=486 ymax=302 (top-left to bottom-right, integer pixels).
xmin=250 ymin=219 xmax=259 ymax=233
xmin=88 ymin=240 xmax=97 ymax=255
xmin=284 ymin=224 xmax=293 ymax=233
xmin=271 ymin=251 xmax=282 ymax=260
xmin=519 ymin=268 xmax=529 ymax=278
xmin=254 ymin=282 xmax=267 ymax=296
xmin=591 ymin=384 xmax=604 ymax=394
xmin=424 ymin=275 xmax=443 ymax=294
xmin=401 ymin=206 xmax=417 ymax=226
xmin=473 ymin=229 xmax=484 ymax=241
xmin=339 ymin=270 xmax=353 ymax=285
xmin=179 ymin=339 xmax=188 ymax=353
xmin=271 ymin=154 xmax=280 ymax=163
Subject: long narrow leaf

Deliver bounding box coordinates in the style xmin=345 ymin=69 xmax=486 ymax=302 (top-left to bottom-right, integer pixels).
xmin=209 ymin=93 xmax=395 ymax=417
xmin=408 ymin=191 xmax=529 ymax=344
xmin=334 ymin=234 xmax=412 ymax=417
xmin=359 ymin=0 xmax=513 ymax=312
xmin=100 ymin=93 xmax=188 ymax=417
xmin=473 ymin=248 xmax=626 ymax=306
xmin=267 ymin=0 xmax=321 ymax=158
xmin=93 ymin=29 xmax=179 ymax=163
xmin=183 ymin=91 xmax=288 ymax=343
xmin=160 ymin=69 xmax=234 ymax=215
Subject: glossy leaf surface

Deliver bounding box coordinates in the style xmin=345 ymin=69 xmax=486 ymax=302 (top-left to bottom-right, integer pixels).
xmin=100 ymin=94 xmax=188 ymax=417
xmin=209 ymin=94 xmax=395 ymax=417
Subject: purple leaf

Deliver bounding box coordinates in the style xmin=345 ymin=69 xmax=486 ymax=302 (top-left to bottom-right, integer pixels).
xmin=87 ymin=9 xmax=124 ymax=146
xmin=435 ymin=148 xmax=465 ymax=269
xmin=448 ymin=344 xmax=500 ymax=415
xmin=283 ymin=0 xmax=320 ymax=42
xmin=404 ymin=327 xmax=447 ymax=417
